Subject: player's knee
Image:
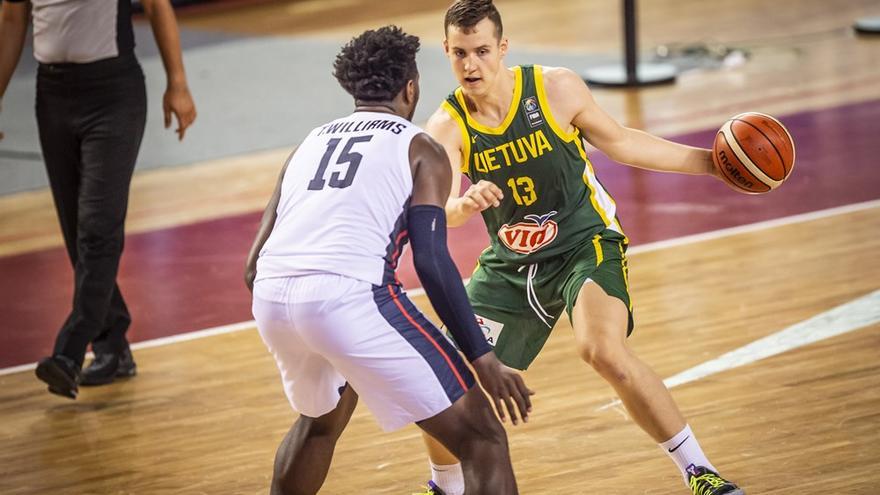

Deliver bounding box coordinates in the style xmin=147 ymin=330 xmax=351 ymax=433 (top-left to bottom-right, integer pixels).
xmin=577 ymin=337 xmax=630 ymax=384
xmin=299 ymin=413 xmax=346 ymax=440
xmin=483 ymin=414 xmax=508 ymax=444
xmin=460 ymin=418 xmax=507 ymax=459
xmin=479 ymin=408 xmax=508 ymax=442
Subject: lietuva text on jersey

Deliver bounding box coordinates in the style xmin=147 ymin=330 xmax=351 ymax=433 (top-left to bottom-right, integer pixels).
xmin=317 ymin=119 xmax=407 ymax=136
xmin=472 ymin=129 xmax=553 ymax=173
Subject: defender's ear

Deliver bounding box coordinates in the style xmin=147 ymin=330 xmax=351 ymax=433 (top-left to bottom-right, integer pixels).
xmin=406 ymin=79 xmax=416 ymax=104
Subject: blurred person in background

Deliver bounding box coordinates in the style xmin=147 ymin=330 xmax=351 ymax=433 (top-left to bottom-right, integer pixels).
xmin=0 ymin=0 xmax=196 ymax=399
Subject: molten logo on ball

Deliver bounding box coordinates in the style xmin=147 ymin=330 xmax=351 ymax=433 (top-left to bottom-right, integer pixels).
xmin=717 ymin=149 xmax=754 ymax=189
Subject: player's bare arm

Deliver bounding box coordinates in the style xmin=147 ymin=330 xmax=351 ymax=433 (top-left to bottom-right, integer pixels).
xmin=409 ymin=131 xmax=533 ymax=424
xmin=542 ymin=66 xmax=718 ymax=178
xmin=0 ymin=0 xmax=29 ymax=142
xmin=244 ymin=152 xmax=293 ymax=291
xmin=425 ymin=107 xmax=503 ymax=227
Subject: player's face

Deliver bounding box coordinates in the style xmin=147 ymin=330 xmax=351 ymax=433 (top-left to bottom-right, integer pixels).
xmin=444 ymin=18 xmax=508 ymax=97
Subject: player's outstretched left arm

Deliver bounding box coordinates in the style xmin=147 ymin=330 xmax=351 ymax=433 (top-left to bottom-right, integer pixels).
xmin=543 ymin=66 xmax=719 ymax=178
xmin=408 ymin=132 xmax=533 ymax=424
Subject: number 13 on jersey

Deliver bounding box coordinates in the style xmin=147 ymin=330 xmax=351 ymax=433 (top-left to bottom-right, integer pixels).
xmin=506 ymin=176 xmax=537 ymax=206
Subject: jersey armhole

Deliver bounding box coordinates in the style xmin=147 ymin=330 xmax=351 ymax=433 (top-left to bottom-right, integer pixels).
xmin=441 ymin=100 xmax=471 ymax=175
xmin=534 ymin=65 xmax=580 ymax=143
xmin=399 ymin=125 xmax=419 ymax=188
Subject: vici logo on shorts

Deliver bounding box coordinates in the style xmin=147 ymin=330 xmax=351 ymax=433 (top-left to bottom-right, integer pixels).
xmin=498 ymin=211 xmax=558 ymax=254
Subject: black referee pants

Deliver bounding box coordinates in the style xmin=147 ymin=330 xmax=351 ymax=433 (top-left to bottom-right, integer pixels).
xmin=36 ymin=54 xmax=147 ymax=367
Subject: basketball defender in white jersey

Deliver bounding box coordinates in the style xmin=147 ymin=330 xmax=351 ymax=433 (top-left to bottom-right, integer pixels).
xmin=244 ymin=26 xmax=532 ymax=495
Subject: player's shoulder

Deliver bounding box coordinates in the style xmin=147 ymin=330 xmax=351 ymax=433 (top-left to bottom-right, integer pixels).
xmin=408 ymin=130 xmax=451 ymax=182
xmin=539 ymin=65 xmax=588 ymax=94
xmin=426 ymin=104 xmax=457 ymax=129
xmin=537 ymin=65 xmax=594 ymax=118
xmin=410 ymin=131 xmax=446 ymax=159
xmin=424 ymin=105 xmax=463 ymax=145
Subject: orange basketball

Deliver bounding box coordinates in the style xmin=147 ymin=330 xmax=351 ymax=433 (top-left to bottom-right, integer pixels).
xmin=712 ymin=112 xmax=796 ymax=194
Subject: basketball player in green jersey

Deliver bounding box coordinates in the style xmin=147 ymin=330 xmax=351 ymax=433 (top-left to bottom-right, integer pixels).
xmin=415 ymin=2 xmax=744 ymax=495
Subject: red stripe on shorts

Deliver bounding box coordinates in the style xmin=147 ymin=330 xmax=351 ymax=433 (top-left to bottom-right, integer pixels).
xmin=386 ymin=284 xmax=468 ymax=391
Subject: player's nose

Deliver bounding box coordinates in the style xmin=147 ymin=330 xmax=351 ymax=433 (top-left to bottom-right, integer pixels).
xmin=464 ymin=53 xmax=479 ymax=71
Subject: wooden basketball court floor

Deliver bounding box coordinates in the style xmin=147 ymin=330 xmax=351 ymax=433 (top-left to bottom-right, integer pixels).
xmin=1 ymin=1 xmax=879 ymax=493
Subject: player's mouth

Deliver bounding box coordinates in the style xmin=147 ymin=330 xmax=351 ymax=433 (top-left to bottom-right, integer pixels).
xmin=463 ymin=76 xmax=482 ymax=86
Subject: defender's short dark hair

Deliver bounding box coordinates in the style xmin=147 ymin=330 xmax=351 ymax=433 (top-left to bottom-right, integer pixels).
xmin=444 ymin=0 xmax=503 ymax=39
xmin=333 ymin=25 xmax=420 ymax=103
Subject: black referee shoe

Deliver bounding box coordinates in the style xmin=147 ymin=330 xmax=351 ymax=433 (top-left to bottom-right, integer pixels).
xmin=81 ymin=347 xmax=137 ymax=386
xmin=35 ymin=355 xmax=81 ymax=399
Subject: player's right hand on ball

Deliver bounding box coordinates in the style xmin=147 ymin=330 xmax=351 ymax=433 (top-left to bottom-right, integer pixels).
xmin=458 ymin=180 xmax=503 ymax=215
xmin=472 ymin=352 xmax=534 ymax=425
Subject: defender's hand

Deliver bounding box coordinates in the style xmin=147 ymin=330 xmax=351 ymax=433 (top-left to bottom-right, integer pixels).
xmin=471 ymin=352 xmax=534 ymax=425
xmin=457 ymin=180 xmax=503 ymax=216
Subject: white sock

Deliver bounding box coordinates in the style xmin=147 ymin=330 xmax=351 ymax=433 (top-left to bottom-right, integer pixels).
xmin=430 ymin=461 xmax=465 ymax=495
xmin=659 ymin=424 xmax=717 ymax=482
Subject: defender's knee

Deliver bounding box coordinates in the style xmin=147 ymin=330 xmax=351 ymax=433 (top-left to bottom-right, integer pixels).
xmin=460 ymin=414 xmax=508 ymax=458
xmin=301 ymin=387 xmax=357 ymax=440
xmin=298 ymin=414 xmax=345 ymax=441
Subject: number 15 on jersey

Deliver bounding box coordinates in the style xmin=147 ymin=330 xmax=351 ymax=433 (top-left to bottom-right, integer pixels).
xmin=308 ymin=135 xmax=373 ymax=191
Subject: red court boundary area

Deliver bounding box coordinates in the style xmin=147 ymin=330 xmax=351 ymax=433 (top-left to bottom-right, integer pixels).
xmin=1 ymin=99 xmax=878 ymax=368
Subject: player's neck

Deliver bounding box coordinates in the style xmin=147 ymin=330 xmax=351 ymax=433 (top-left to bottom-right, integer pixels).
xmin=463 ymin=66 xmax=515 ymax=123
xmin=354 ymin=101 xmax=399 ymax=117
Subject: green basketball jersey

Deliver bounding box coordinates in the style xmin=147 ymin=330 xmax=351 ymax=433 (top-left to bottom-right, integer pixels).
xmin=442 ymin=65 xmax=626 ymax=265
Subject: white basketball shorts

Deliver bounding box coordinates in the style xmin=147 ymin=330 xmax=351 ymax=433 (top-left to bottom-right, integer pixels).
xmin=252 ymin=274 xmax=475 ymax=431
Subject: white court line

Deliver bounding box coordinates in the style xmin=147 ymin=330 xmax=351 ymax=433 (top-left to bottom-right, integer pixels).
xmin=624 ymin=198 xmax=880 ymax=256
xmin=0 ymin=320 xmax=258 ymax=377
xmin=2 ymin=199 xmax=878 ymax=377
xmin=597 ymin=289 xmax=880 ymax=411
xmin=413 ymin=199 xmax=880 ymax=296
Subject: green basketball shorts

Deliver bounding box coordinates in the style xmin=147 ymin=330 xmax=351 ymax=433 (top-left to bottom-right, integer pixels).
xmin=462 ymin=234 xmax=633 ymax=370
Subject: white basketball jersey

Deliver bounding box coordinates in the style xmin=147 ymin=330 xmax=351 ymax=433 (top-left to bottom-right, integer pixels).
xmin=256 ymin=111 xmax=423 ymax=286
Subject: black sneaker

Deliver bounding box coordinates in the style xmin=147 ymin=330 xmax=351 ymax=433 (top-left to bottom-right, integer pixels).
xmin=687 ymin=465 xmax=744 ymax=495
xmin=80 ymin=347 xmax=137 ymax=386
xmin=35 ymin=355 xmax=81 ymax=399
